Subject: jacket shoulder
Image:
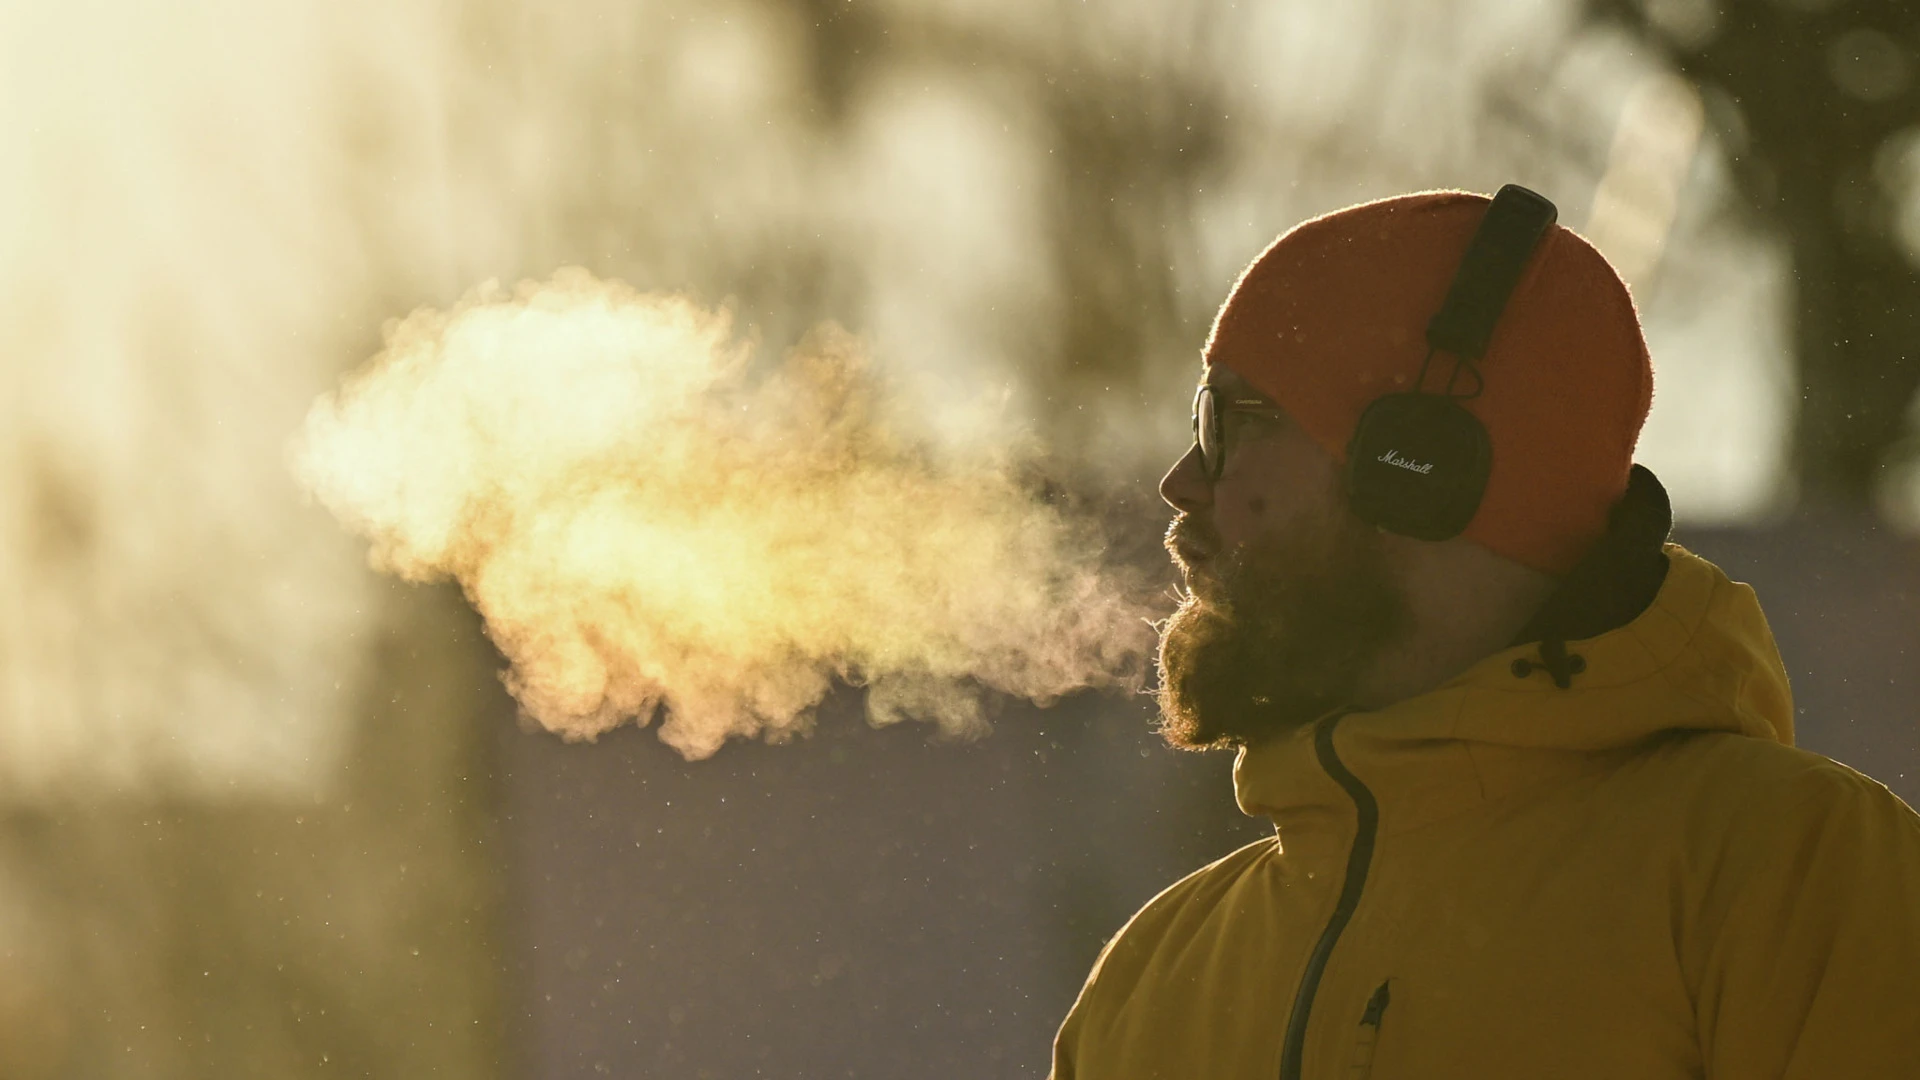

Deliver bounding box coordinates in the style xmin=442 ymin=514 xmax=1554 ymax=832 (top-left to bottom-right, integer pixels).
xmin=1051 ymin=836 xmax=1280 ymax=1078
xmin=1627 ymin=731 xmax=1920 ymax=949
xmin=1655 ymin=729 xmax=1917 ymax=824
xmin=1076 ymin=835 xmax=1278 ymax=993
xmin=1648 ymin=734 xmax=1920 ymax=1073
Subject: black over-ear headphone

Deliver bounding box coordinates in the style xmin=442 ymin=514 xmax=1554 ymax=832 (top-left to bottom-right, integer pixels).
xmin=1343 ymin=184 xmax=1558 ymax=540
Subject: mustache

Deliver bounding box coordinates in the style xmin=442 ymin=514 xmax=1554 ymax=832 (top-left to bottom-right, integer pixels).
xmin=1164 ymin=514 xmax=1223 ymax=568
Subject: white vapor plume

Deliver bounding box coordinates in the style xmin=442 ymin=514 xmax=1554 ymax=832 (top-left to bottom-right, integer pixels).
xmin=296 ymin=271 xmax=1152 ymax=759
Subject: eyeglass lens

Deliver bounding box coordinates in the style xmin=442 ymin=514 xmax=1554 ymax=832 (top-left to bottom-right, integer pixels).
xmin=1193 ymin=385 xmax=1220 ymax=479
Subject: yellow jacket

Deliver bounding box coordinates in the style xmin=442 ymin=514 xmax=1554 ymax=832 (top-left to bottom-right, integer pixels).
xmin=1053 ymin=546 xmax=1920 ymax=1078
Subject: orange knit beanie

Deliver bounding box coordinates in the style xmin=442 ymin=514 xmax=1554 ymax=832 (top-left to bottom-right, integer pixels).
xmin=1204 ymin=190 xmax=1654 ymax=576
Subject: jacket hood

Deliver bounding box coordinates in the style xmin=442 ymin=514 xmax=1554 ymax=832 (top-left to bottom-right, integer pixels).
xmin=1234 ymin=542 xmax=1795 ymax=833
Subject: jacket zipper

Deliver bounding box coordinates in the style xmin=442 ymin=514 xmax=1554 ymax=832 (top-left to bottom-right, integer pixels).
xmin=1278 ymin=712 xmax=1380 ymax=1080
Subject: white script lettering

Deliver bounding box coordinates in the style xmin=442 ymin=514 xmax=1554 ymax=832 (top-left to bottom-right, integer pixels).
xmin=1376 ymin=449 xmax=1436 ymax=475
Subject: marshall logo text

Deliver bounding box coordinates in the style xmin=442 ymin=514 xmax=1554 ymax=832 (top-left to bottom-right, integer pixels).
xmin=1376 ymin=449 xmax=1436 ymax=475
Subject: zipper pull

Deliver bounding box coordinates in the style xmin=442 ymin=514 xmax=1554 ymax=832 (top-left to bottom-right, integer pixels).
xmin=1360 ymin=980 xmax=1391 ymax=1027
xmin=1349 ymin=980 xmax=1392 ymax=1078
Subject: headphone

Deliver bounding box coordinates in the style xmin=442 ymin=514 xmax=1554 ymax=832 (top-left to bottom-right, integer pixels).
xmin=1343 ymin=184 xmax=1558 ymax=541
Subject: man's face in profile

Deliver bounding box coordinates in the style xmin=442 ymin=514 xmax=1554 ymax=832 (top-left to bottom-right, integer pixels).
xmin=1155 ymin=366 xmax=1410 ymax=749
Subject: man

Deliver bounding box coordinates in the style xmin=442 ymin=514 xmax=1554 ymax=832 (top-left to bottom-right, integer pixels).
xmin=1051 ymin=189 xmax=1920 ymax=1078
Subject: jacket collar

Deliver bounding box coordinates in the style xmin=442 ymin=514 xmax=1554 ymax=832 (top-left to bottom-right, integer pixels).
xmin=1234 ymin=468 xmax=1793 ymax=845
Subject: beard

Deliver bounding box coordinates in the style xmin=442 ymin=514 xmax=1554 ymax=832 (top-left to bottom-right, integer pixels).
xmin=1156 ymin=510 xmax=1410 ymax=750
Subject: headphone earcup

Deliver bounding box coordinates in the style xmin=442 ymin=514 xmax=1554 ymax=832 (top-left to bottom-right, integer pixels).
xmin=1344 ymin=393 xmax=1492 ymax=541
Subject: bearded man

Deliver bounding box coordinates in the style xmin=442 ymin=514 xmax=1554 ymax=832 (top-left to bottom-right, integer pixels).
xmin=1050 ymin=189 xmax=1920 ymax=1079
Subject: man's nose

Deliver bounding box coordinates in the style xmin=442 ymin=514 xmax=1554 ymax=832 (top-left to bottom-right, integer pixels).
xmin=1159 ymin=443 xmax=1213 ymax=514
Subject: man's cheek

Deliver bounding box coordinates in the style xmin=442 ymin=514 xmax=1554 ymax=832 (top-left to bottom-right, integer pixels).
xmin=1213 ymin=492 xmax=1273 ymax=545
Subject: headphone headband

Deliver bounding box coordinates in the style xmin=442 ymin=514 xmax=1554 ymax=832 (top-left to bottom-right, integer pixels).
xmin=1425 ymin=185 xmax=1558 ymax=360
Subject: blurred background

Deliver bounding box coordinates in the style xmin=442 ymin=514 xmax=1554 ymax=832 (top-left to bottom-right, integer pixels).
xmin=1 ymin=0 xmax=1915 ymax=1075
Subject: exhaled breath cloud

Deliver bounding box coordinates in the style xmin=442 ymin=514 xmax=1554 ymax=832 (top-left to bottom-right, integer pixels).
xmin=296 ymin=270 xmax=1153 ymax=759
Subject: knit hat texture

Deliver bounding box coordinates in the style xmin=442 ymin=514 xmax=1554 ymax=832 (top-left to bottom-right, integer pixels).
xmin=1204 ymin=190 xmax=1654 ymax=575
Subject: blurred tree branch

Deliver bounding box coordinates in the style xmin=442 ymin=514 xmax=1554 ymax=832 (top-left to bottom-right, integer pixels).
xmin=1590 ymin=0 xmax=1920 ymax=513
xmin=780 ymin=0 xmax=1234 ymax=415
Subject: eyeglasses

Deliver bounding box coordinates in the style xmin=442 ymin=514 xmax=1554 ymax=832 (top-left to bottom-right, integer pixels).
xmin=1192 ymin=384 xmax=1291 ymax=481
